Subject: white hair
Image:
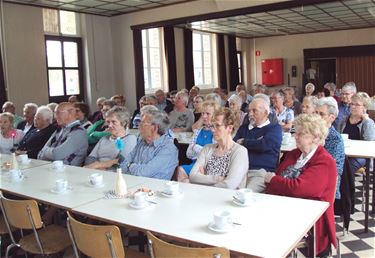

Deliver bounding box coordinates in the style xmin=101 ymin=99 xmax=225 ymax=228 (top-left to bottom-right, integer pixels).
xmin=253 ymin=93 xmax=270 ymax=114
xmin=205 ymin=93 xmax=222 ymax=106
xmin=228 ymin=94 xmax=242 ymax=107
xmin=36 ymin=106 xmax=53 ymax=124
xmin=316 ymin=97 xmax=338 ymax=117
xmin=342 ymin=82 xmax=357 ymax=93
xmin=24 ymin=103 xmax=38 ymax=115
xmin=176 ymin=91 xmax=189 ymax=106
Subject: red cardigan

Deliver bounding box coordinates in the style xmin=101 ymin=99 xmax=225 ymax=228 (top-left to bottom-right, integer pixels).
xmin=266 ymin=145 xmax=337 ymax=255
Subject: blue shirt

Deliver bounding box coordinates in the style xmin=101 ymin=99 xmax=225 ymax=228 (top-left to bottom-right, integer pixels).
xmin=271 ymin=106 xmax=294 ymax=125
xmin=333 ymin=102 xmax=350 ymax=130
xmin=120 ymin=133 xmax=178 ymax=180
xmin=324 ymin=126 xmax=345 ymax=199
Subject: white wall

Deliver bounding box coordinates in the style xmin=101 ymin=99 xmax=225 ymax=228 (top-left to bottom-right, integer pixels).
xmin=246 ymin=27 xmax=375 ymax=96
xmin=1 ymin=3 xmax=116 ymax=113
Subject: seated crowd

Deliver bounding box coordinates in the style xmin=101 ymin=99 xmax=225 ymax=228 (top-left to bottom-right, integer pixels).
xmin=1 ymin=81 xmax=374 ymax=256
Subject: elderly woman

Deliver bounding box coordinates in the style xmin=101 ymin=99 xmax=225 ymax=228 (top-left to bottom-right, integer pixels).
xmin=338 ymin=92 xmax=375 ymax=173
xmin=85 ymin=106 xmax=137 ymax=171
xmin=189 ymin=108 xmax=248 ymax=189
xmin=177 ymin=101 xmax=220 ymax=182
xmin=228 ymin=94 xmax=246 ymax=127
xmin=282 ymin=87 xmax=301 ymax=115
xmin=205 ymin=93 xmax=222 ymax=106
xmin=324 ymin=82 xmax=340 ymax=102
xmin=301 ymin=96 xmax=318 ymax=114
xmin=316 ymin=97 xmax=345 ymax=199
xmin=74 ymin=102 xmax=92 ymax=129
xmin=265 ymin=114 xmax=337 ymax=256
xmin=304 ymin=83 xmax=315 ymax=97
xmin=17 ymin=106 xmax=56 ymax=159
xmin=270 ymin=90 xmax=294 ymax=132
xmin=192 ymin=95 xmax=204 ymax=122
xmin=0 ymin=112 xmax=24 ymax=154
xmin=169 ymin=91 xmax=194 ymax=132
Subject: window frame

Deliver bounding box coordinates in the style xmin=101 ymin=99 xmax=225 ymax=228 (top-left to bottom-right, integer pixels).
xmin=44 ymin=35 xmax=84 ymax=103
xmin=237 ymin=51 xmax=243 ymax=84
xmin=142 ymin=28 xmax=165 ymax=94
xmin=192 ymin=31 xmax=214 ymax=89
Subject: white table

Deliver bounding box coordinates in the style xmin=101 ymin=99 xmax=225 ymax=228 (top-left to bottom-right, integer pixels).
xmin=73 ymin=178 xmax=328 ymax=257
xmin=0 ymin=154 xmax=50 ymax=170
xmin=0 ymin=164 xmax=146 ymax=209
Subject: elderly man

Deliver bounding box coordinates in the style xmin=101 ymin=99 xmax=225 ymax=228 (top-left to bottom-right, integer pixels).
xmin=120 ymin=109 xmax=178 ymax=180
xmin=187 ymin=86 xmax=200 ymax=109
xmin=234 ymin=94 xmax=282 ymax=173
xmin=2 ymin=101 xmax=23 ymax=127
xmin=17 ymin=106 xmax=56 ymax=159
xmin=333 ymin=81 xmax=357 ymax=129
xmin=38 ymin=102 xmax=88 ymax=166
xmin=155 ymin=89 xmax=173 ymax=112
xmin=169 ymin=91 xmax=194 ymax=132
xmin=17 ymin=103 xmax=38 ymax=134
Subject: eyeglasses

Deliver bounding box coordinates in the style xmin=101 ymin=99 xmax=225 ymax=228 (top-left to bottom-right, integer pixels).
xmin=210 ymin=123 xmax=225 ymax=129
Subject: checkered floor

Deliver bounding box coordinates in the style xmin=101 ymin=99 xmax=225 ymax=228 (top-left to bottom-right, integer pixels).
xmin=298 ymin=174 xmax=375 ymax=258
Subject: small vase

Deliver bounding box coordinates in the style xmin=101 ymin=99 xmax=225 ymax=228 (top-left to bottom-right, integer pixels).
xmin=115 ymin=167 xmax=127 ymax=196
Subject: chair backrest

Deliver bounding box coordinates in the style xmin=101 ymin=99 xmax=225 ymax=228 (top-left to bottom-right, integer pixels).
xmin=66 ymin=212 xmax=125 ymax=258
xmin=147 ymin=231 xmax=230 ymax=258
xmin=0 ymin=196 xmax=42 ymax=229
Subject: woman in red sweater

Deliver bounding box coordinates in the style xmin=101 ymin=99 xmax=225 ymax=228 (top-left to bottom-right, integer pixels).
xmin=265 ymin=114 xmax=337 ymax=256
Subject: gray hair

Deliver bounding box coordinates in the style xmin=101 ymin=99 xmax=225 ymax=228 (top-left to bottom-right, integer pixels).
xmin=253 ymin=93 xmax=271 ymax=114
xmin=342 ymin=82 xmax=357 ymax=94
xmin=47 ymin=102 xmax=58 ymax=113
xmin=272 ymin=90 xmax=285 ymax=100
xmin=96 ymin=97 xmax=106 ymax=105
xmin=140 ymin=105 xmax=158 ymax=115
xmin=305 ymin=83 xmax=315 ymax=92
xmin=316 ymin=97 xmax=338 ymax=117
xmin=228 ymin=94 xmax=242 ymax=107
xmin=205 ymin=93 xmax=222 ymax=106
xmin=176 ymin=91 xmax=189 ymax=106
xmin=147 ymin=109 xmax=170 ymax=135
xmin=36 ymin=106 xmax=53 ymax=124
xmin=352 ymin=92 xmax=371 ymax=109
xmin=303 ymin=96 xmax=319 ymax=108
xmin=24 ymin=103 xmax=38 ymax=115
xmin=106 ymin=106 xmax=131 ymax=127
xmin=324 ymin=82 xmax=336 ymax=92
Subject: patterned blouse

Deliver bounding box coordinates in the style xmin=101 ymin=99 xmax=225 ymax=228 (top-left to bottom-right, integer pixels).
xmin=324 ymin=126 xmax=345 ymax=199
xmin=205 ymin=149 xmax=232 ymax=177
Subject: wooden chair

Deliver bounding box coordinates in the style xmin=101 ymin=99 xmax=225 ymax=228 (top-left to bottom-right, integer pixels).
xmin=146 ymin=231 xmax=230 ymax=258
xmin=66 ymin=211 xmax=148 ymax=258
xmin=0 ymin=194 xmax=71 ymax=258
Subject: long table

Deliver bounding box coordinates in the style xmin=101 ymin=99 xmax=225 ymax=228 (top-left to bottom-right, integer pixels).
xmin=281 ymin=138 xmax=375 ymax=233
xmin=72 ymin=178 xmax=328 ymax=258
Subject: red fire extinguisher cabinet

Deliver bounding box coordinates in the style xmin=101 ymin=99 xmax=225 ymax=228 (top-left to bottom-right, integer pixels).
xmin=261 ymin=58 xmax=283 ymax=86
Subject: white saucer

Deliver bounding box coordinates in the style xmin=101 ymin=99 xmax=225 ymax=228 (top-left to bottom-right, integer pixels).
xmin=50 ymin=187 xmax=71 ymax=194
xmin=160 ymin=191 xmax=183 ymax=198
xmin=129 ymin=201 xmax=150 ymax=209
xmin=87 ymin=182 xmax=105 ymax=188
xmin=20 ymin=159 xmax=31 ymax=165
xmin=232 ymin=198 xmax=253 ymax=207
xmin=207 ymin=221 xmax=233 ymax=233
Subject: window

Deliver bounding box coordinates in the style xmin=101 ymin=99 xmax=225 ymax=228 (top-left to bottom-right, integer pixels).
xmin=142 ymin=28 xmax=165 ymax=94
xmin=43 ymin=9 xmax=83 ymax=102
xmin=193 ymin=32 xmax=214 ymax=88
xmin=237 ymin=51 xmax=243 ymax=84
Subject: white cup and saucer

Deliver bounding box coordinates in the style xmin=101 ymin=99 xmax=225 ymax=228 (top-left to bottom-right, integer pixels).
xmin=52 ymin=160 xmax=65 ymax=171
xmin=208 ymin=210 xmax=234 ymax=233
xmin=51 ymin=179 xmax=70 ymax=194
xmin=88 ymin=173 xmax=104 ymax=188
xmin=161 ymin=181 xmax=182 ymax=197
xmin=129 ymin=191 xmax=150 ymax=209
xmin=9 ymin=169 xmax=24 ymax=182
xmin=233 ymin=188 xmax=253 ymax=207
xmin=18 ymin=154 xmax=30 ymax=164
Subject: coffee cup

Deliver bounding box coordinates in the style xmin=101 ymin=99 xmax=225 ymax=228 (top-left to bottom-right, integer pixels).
xmin=165 ymin=181 xmax=179 ymax=195
xmin=18 ymin=154 xmax=29 ymax=164
xmin=134 ymin=191 xmax=147 ymax=206
xmin=53 ymin=160 xmax=64 ymax=170
xmin=213 ymin=211 xmax=232 ymax=229
xmin=55 ymin=179 xmax=68 ymax=192
xmin=341 ymin=133 xmax=349 ymax=142
xmin=89 ymin=173 xmax=103 ymax=186
xmin=236 ymin=188 xmax=253 ymax=203
xmin=10 ymin=169 xmax=21 ymax=180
